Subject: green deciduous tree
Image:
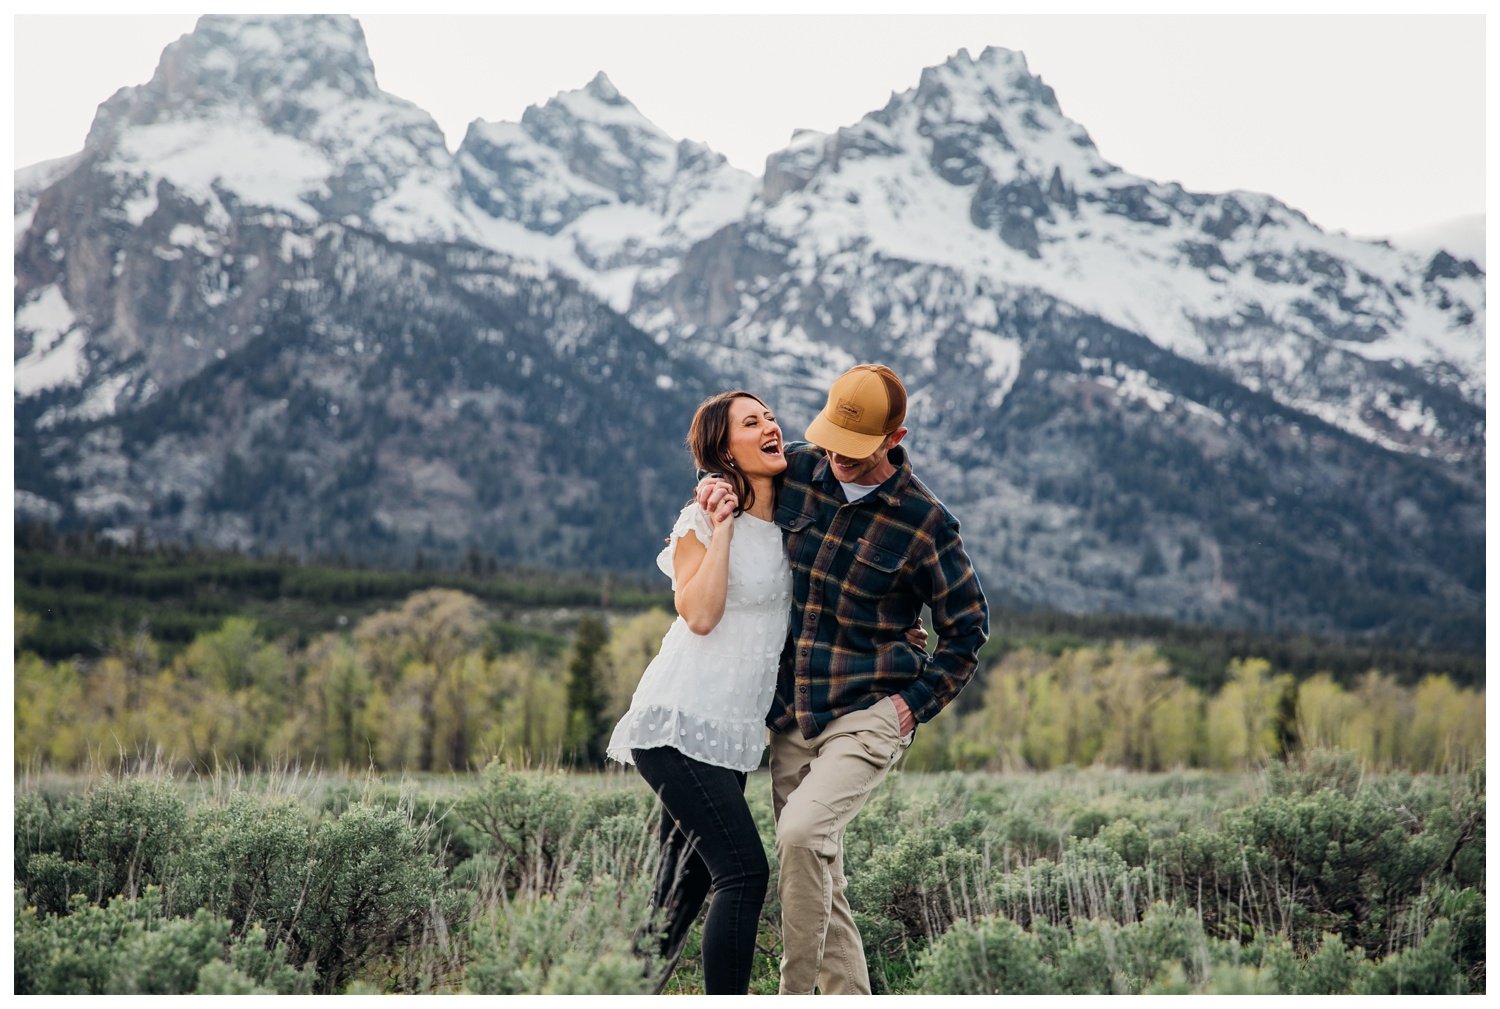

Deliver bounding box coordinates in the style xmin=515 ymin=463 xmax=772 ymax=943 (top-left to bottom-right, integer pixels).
xmin=1204 ymin=658 xmax=1287 ymax=768
xmin=171 ymin=619 xmax=291 ymax=769
xmin=354 ymin=589 xmax=488 ymax=771
xmin=475 ymin=653 xmax=570 ymax=767
xmin=1406 ymin=675 xmax=1484 ymax=773
xmin=600 ymin=608 xmax=672 ymax=727
xmin=15 ymin=653 xmax=85 ymax=768
xmin=1094 ymin=644 xmax=1176 ymax=769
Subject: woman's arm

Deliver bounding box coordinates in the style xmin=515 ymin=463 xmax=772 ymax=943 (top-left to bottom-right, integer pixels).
xmin=672 ymin=494 xmax=738 ymax=635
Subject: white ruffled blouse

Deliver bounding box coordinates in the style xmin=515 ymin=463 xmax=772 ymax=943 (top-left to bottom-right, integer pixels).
xmin=606 ymin=502 xmax=792 ymax=772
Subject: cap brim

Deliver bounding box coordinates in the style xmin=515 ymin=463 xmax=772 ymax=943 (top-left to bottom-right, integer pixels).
xmin=805 ymin=411 xmax=889 ymax=459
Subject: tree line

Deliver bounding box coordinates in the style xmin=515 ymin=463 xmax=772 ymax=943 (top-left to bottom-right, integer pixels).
xmin=14 ymin=589 xmax=1482 ymax=776
xmin=914 ymin=644 xmax=1483 ymax=774
xmin=14 ymin=521 xmax=668 ymax=662
xmin=18 ymin=522 xmax=1480 ymax=691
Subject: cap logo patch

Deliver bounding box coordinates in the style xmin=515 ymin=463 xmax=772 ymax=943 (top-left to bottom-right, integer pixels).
xmin=835 ymin=398 xmax=865 ymax=422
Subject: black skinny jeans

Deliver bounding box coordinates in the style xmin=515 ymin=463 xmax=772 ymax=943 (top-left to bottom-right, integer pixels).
xmin=632 ymin=746 xmax=769 ymax=995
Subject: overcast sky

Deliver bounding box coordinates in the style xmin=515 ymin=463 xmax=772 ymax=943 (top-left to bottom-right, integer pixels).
xmin=11 ymin=6 xmax=1488 ymax=239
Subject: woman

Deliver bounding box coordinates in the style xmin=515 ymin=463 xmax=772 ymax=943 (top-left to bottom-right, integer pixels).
xmin=606 ymin=390 xmax=789 ymax=995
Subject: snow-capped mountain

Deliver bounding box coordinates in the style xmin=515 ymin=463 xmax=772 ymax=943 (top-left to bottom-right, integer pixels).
xmin=84 ymin=14 xmax=475 ymax=242
xmin=455 ymin=72 xmax=756 ymax=311
xmin=633 ymin=47 xmax=1482 ymax=642
xmin=644 ymin=48 xmax=1483 ymax=455
xmin=15 ymin=14 xmax=472 ymax=423
xmin=13 ymin=14 xmax=717 ymax=569
xmin=14 ymin=15 xmax=750 ymax=417
xmin=13 ymin=17 xmax=1485 ymax=648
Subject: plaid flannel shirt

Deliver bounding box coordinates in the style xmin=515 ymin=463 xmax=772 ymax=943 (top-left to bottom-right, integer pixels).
xmin=771 ymin=441 xmax=989 ymax=739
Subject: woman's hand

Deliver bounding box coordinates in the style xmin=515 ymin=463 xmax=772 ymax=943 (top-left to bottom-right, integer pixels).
xmin=708 ymin=491 xmax=738 ymax=532
xmin=696 ymin=475 xmax=735 ymax=515
xmin=904 ymin=617 xmax=928 ymax=651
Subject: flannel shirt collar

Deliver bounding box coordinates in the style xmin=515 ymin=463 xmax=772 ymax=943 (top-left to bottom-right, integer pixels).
xmin=811 ymin=445 xmax=912 ymax=507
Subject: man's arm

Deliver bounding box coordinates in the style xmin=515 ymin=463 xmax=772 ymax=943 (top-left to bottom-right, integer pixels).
xmin=897 ymin=518 xmax=989 ymax=725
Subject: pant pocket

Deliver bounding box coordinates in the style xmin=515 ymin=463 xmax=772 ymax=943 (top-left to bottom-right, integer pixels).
xmin=858 ymin=713 xmax=901 ymax=767
xmin=879 ymin=697 xmax=914 ymax=756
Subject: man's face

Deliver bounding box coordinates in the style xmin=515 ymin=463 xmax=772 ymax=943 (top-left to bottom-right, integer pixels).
xmin=827 ymin=441 xmax=889 ymax=484
xmin=827 ymin=427 xmax=907 ymax=485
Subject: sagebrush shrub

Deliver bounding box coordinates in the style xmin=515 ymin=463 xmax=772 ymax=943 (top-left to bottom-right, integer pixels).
xmin=569 ymin=812 xmax=657 ymax=884
xmin=1111 ymin=903 xmax=1212 ymax=990
xmin=1225 ymin=786 xmax=1446 ymax=950
xmin=11 ymin=763 xmax=1483 ymax=994
xmin=453 ymin=763 xmax=583 ymax=890
xmin=1042 ymin=906 xmax=1207 ymax=994
xmin=1264 ymin=748 xmax=1363 ymax=799
xmin=1354 ymin=919 xmax=1467 ymax=995
xmin=14 ymin=887 xmax=313 ymax=994
xmin=24 ymin=851 xmax=91 ymax=915
xmin=849 ymin=910 xmax=915 ymax=994
xmin=1095 ymin=817 xmax=1152 ymax=867
xmin=996 ymin=807 xmax=1064 ymax=858
xmin=840 ymin=785 xmax=908 ymax=868
xmin=1069 ymin=807 xmax=1114 ymax=839
xmin=1263 ymin=931 xmax=1364 ymax=994
xmin=988 ymin=837 xmax=1151 ymax=928
xmin=167 ymin=794 xmax=314 ymax=936
xmin=464 ymin=874 xmax=656 ymax=995
xmin=217 ymin=923 xmax=317 ymax=994
xmin=915 ymin=914 xmax=1055 ymax=994
xmin=294 ymin=802 xmax=450 ymax=992
xmin=78 ymin=778 xmax=187 ymax=903
xmin=1185 ymin=962 xmax=1281 ymax=994
xmin=850 ymin=821 xmax=987 ymax=937
xmin=1414 ymin=884 xmax=1486 ymax=991
xmin=14 ymin=789 xmax=84 ymax=876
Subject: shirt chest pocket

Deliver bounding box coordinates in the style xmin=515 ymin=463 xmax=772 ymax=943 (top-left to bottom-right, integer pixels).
xmin=779 ymin=512 xmax=818 ymax=566
xmin=843 ymin=538 xmax=905 ymax=601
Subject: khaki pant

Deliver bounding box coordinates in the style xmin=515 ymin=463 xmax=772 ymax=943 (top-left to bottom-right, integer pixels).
xmin=770 ymin=696 xmax=913 ymax=995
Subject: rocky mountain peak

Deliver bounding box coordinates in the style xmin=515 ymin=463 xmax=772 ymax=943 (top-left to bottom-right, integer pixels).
xmin=583 ymin=70 xmax=626 ymax=105
xmin=673 ymin=137 xmax=724 ymax=174
xmin=87 ymin=14 xmax=382 ymax=150
xmin=502 ymin=75 xmax=680 ymax=210
xmin=66 ymin=12 xmax=466 ymax=245
xmin=529 ymin=73 xmax=660 ymax=129
xmin=907 ymin=45 xmax=1064 ymax=120
xmin=762 ymin=42 xmax=1101 ymax=208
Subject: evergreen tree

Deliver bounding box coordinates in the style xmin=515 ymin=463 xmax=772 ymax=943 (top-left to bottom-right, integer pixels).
xmin=565 ymin=615 xmax=610 ymax=767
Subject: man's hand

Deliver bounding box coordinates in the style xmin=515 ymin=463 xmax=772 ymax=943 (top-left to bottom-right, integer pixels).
xmin=891 ymin=695 xmax=916 ymax=736
xmin=903 ymin=617 xmax=928 ymax=651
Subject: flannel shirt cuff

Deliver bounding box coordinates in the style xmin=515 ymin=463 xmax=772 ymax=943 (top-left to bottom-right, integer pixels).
xmin=899 ymin=682 xmax=938 ymax=724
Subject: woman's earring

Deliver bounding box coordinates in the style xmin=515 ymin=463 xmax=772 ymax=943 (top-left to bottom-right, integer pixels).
xmin=727 ymin=459 xmax=736 ymax=468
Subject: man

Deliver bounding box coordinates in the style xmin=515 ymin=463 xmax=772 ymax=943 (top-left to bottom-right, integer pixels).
xmin=700 ymin=363 xmax=989 ymax=994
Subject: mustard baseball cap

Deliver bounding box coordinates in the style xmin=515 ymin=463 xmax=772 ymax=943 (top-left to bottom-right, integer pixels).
xmin=804 ymin=364 xmax=907 ymax=459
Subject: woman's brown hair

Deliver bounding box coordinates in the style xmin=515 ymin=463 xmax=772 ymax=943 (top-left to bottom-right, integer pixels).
xmin=686 ymin=390 xmax=771 ymax=517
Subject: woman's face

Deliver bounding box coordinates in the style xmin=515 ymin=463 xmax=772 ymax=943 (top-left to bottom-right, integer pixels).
xmin=726 ymin=396 xmax=786 ymax=476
